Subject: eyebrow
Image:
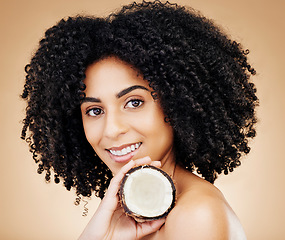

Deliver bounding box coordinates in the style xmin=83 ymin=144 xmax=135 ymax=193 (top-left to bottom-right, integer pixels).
xmin=81 ymin=96 xmax=101 ymax=103
xmin=81 ymin=85 xmax=150 ymax=104
xmin=116 ymin=85 xmax=150 ymax=98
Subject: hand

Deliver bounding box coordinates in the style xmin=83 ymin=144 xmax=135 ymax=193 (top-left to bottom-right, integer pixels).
xmin=78 ymin=157 xmax=166 ymax=240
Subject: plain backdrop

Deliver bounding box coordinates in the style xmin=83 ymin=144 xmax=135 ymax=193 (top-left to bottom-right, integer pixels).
xmin=0 ymin=0 xmax=284 ymax=239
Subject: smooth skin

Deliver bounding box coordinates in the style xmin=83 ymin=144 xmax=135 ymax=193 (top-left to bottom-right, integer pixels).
xmin=81 ymin=56 xmax=174 ymax=176
xmin=79 ymin=57 xmax=247 ymax=240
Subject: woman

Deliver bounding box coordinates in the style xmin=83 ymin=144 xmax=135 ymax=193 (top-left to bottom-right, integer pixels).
xmin=21 ymin=1 xmax=258 ymax=239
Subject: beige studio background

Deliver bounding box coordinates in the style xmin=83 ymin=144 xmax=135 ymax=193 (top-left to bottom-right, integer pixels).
xmin=0 ymin=0 xmax=284 ymax=239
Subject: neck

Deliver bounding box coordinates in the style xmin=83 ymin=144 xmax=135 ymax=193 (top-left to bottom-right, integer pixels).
xmin=160 ymin=149 xmax=176 ymax=179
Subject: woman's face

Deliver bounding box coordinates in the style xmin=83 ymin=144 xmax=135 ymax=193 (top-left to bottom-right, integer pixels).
xmin=81 ymin=57 xmax=174 ymax=174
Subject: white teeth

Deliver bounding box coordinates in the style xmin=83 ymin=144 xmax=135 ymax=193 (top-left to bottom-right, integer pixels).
xmin=126 ymin=147 xmax=131 ymax=153
xmin=109 ymin=143 xmax=141 ymax=156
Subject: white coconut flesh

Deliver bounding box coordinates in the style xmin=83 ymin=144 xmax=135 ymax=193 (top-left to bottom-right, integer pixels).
xmin=120 ymin=166 xmax=176 ymax=220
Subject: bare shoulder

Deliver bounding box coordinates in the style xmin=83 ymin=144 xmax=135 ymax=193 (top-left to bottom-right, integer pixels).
xmin=157 ymin=169 xmax=247 ymax=240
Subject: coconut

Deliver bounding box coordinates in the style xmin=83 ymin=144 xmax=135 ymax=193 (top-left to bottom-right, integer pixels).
xmin=119 ymin=165 xmax=176 ymax=222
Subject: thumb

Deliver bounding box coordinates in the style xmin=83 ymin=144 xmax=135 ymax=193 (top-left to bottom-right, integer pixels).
xmin=136 ymin=218 xmax=166 ymax=239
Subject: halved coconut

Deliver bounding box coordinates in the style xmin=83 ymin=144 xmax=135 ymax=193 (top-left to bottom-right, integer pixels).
xmin=119 ymin=165 xmax=176 ymax=222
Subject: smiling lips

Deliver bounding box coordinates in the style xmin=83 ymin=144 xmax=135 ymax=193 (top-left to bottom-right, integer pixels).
xmin=107 ymin=142 xmax=142 ymax=162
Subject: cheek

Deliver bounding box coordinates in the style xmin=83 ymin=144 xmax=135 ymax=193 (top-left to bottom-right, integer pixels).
xmin=134 ymin=106 xmax=173 ymax=146
xmin=153 ymin=123 xmax=173 ymax=147
xmin=82 ymin=121 xmax=101 ymax=148
xmin=149 ymin=108 xmax=174 ymax=153
xmin=146 ymin=123 xmax=174 ymax=161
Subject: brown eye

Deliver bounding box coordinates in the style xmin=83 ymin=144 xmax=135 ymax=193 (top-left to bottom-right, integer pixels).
xmin=125 ymin=99 xmax=144 ymax=109
xmin=86 ymin=108 xmax=104 ymax=117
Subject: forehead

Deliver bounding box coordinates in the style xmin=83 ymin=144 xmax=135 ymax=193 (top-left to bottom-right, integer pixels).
xmin=84 ymin=57 xmax=149 ymax=94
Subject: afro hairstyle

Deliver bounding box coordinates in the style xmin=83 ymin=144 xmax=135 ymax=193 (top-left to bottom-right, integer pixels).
xmin=21 ymin=0 xmax=258 ymax=199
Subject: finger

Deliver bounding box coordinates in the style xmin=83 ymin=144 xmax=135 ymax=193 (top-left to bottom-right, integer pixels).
xmin=137 ymin=218 xmax=166 ymax=239
xmin=104 ymin=159 xmax=136 ymax=200
xmin=133 ymin=156 xmax=161 ymax=168
xmin=149 ymin=160 xmax=161 ymax=168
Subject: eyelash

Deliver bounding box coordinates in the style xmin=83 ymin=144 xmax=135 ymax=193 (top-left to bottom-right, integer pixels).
xmin=85 ymin=99 xmax=144 ymax=117
xmin=86 ymin=107 xmax=104 ymax=117
xmin=125 ymin=99 xmax=144 ymax=109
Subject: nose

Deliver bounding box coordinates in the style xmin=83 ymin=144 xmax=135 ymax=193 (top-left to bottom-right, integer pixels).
xmin=103 ymin=110 xmax=128 ymax=139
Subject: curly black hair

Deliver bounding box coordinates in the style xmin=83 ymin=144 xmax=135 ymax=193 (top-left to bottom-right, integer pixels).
xmin=21 ymin=0 xmax=258 ymax=199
